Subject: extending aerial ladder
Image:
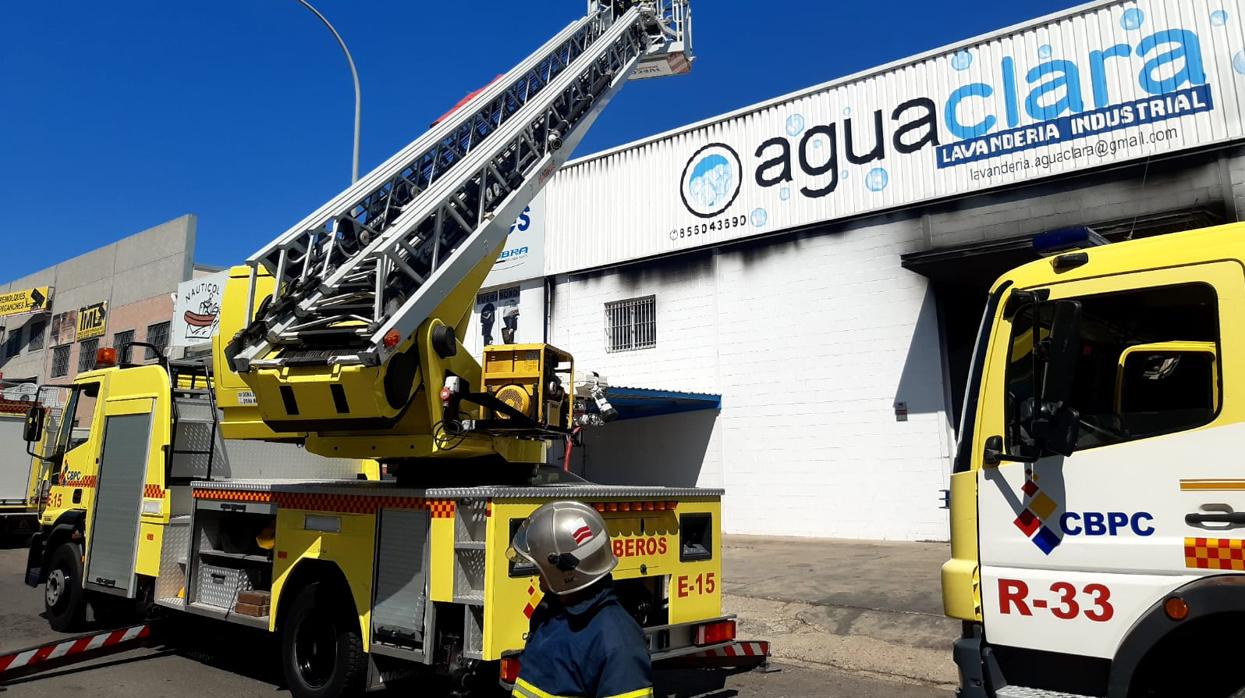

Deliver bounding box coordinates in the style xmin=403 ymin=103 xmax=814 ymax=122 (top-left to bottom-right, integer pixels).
xmin=220 ymin=0 xmax=692 ymax=463
xmin=12 ymin=9 xmax=758 ymax=696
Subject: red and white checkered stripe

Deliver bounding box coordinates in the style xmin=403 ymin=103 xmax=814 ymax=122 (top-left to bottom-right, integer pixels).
xmin=694 ymin=640 xmax=770 ymax=660
xmin=0 ymin=624 xmax=151 ymax=675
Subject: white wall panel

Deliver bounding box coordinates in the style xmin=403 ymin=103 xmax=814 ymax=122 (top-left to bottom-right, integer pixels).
xmin=550 ymin=218 xmax=952 ymax=541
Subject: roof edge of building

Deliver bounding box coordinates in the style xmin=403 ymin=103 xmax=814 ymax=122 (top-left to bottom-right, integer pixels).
xmin=562 ymin=0 xmax=1119 ymax=171
xmin=2 ymin=213 xmax=199 ymax=288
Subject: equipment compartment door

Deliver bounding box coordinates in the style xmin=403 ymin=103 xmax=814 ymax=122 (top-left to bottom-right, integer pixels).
xmin=372 ymin=508 xmax=432 ymax=648
xmin=85 ymin=400 xmax=154 ymax=596
xmin=976 ymin=262 xmax=1245 ymax=660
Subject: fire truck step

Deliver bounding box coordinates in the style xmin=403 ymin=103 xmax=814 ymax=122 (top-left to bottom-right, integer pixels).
xmin=996 ymin=687 xmax=1100 ymax=698
xmin=0 ymin=624 xmax=155 ymax=681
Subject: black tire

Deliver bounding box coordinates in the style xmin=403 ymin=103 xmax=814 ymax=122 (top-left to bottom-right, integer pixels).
xmin=45 ymin=542 xmax=86 ymax=632
xmin=280 ymin=581 xmax=367 ymax=698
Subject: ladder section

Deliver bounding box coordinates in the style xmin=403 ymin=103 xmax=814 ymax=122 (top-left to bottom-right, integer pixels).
xmin=168 ymin=361 xmax=224 ymax=484
xmin=231 ymin=1 xmax=693 ymax=372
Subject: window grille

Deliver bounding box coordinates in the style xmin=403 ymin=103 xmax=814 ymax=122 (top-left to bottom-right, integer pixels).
xmin=79 ymin=338 xmax=99 ymax=373
xmin=146 ymin=322 xmax=170 ymax=360
xmin=28 ymin=320 xmax=46 ymax=352
xmin=604 ymin=296 xmax=656 ymax=353
xmin=5 ymin=327 xmax=22 ymax=357
xmin=113 ymin=330 xmax=135 ymax=359
xmin=51 ymin=346 xmax=70 ymax=378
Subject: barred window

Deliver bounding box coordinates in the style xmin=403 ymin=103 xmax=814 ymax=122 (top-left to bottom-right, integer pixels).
xmin=51 ymin=346 xmax=71 ymax=378
xmin=79 ymin=338 xmax=99 ymax=373
xmin=604 ymin=295 xmax=656 ymax=353
xmin=113 ymin=329 xmax=134 ymax=359
xmin=5 ymin=327 xmax=22 ymax=357
xmin=146 ymin=322 xmax=170 ymax=360
xmin=28 ymin=319 xmax=46 ymax=352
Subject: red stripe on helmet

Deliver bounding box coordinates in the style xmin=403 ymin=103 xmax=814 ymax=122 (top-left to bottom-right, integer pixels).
xmin=572 ymin=526 xmax=593 ymax=544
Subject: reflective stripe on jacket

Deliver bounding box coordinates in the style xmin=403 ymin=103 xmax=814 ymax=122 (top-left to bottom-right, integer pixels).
xmin=513 ymin=678 xmax=653 ymax=698
xmin=513 ymin=578 xmax=653 ymax=698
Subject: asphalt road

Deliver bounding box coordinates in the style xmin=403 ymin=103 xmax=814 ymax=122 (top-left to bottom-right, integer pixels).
xmin=0 ymin=540 xmax=951 ymax=697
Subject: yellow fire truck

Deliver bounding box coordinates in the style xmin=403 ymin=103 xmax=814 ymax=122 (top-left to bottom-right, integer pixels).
xmin=18 ymin=2 xmax=744 ymax=695
xmin=945 ymin=222 xmax=1245 ymax=698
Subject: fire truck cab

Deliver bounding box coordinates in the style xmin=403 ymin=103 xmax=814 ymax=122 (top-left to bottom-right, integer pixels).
xmin=946 ymin=222 xmax=1245 ymax=697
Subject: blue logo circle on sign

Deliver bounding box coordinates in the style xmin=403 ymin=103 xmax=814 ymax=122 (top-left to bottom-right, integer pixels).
xmin=680 ymin=143 xmax=743 ymax=219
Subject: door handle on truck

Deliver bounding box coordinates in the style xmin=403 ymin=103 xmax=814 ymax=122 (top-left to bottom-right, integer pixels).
xmin=1186 ymin=512 xmax=1245 ymax=526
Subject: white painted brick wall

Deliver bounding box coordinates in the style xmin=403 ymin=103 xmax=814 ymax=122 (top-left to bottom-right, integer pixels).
xmin=549 ymin=218 xmax=952 ymax=541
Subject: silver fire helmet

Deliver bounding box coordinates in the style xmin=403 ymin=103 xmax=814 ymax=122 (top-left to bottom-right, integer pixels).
xmin=508 ymin=500 xmax=617 ymax=595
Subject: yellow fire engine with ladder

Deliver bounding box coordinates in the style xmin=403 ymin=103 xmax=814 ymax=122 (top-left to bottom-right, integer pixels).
xmin=15 ymin=2 xmax=758 ymax=694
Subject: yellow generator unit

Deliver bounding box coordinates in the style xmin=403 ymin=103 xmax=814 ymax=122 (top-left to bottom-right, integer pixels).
xmin=484 ymin=344 xmax=573 ymax=428
xmin=438 ymin=344 xmax=573 ymax=438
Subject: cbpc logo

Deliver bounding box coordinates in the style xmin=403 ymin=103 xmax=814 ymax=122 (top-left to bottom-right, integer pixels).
xmin=679 ymin=143 xmax=742 ymax=219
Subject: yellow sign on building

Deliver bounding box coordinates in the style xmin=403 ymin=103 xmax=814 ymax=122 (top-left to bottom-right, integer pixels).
xmin=77 ymin=302 xmax=108 ymax=340
xmin=0 ymin=287 xmax=51 ymax=318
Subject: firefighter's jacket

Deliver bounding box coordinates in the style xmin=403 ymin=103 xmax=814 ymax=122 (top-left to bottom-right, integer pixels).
xmin=512 ymin=578 xmax=653 ymax=698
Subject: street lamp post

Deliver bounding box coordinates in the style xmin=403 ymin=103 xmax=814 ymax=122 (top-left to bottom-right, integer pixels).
xmin=294 ymin=0 xmax=361 ymax=183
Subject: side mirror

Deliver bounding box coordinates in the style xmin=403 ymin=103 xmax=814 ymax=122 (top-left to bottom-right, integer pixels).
xmin=983 ymin=435 xmax=1005 ymax=468
xmin=23 ymin=407 xmax=45 ymax=444
xmin=983 ymin=434 xmax=1039 ymax=468
xmin=1038 ymin=300 xmax=1082 ymax=405
xmin=1035 ymin=406 xmax=1080 ymax=457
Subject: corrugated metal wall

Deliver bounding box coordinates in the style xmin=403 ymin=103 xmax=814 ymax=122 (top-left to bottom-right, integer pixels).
xmin=546 ymin=0 xmax=1245 ymax=274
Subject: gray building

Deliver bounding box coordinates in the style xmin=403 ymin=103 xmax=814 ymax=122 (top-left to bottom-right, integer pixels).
xmin=0 ymin=215 xmax=199 ymax=385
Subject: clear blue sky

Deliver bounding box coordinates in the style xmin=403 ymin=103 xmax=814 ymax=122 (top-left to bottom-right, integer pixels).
xmin=1 ymin=0 xmax=1082 ymax=277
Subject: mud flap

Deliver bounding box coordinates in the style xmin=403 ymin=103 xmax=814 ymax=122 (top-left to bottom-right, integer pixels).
xmin=954 ymin=622 xmax=1004 ymax=698
xmin=23 ymin=531 xmax=45 ymax=587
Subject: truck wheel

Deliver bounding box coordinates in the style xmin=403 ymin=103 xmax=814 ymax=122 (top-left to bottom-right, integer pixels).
xmin=280 ymin=581 xmax=367 ymax=698
xmin=45 ymin=542 xmax=86 ymax=632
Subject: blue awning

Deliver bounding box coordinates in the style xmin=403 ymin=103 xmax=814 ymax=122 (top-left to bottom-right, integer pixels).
xmin=606 ymin=386 xmax=721 ymax=421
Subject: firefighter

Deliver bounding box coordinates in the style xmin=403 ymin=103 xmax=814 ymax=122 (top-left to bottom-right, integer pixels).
xmin=507 ymin=500 xmax=653 ymax=698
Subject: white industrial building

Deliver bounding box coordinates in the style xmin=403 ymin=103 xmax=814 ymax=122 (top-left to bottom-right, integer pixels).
xmin=467 ymin=0 xmax=1245 ymax=540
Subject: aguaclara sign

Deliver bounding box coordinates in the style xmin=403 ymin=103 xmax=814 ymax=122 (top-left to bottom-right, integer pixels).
xmin=674 ymin=1 xmax=1223 ymax=232
xmin=548 ymin=0 xmax=1244 ymax=271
